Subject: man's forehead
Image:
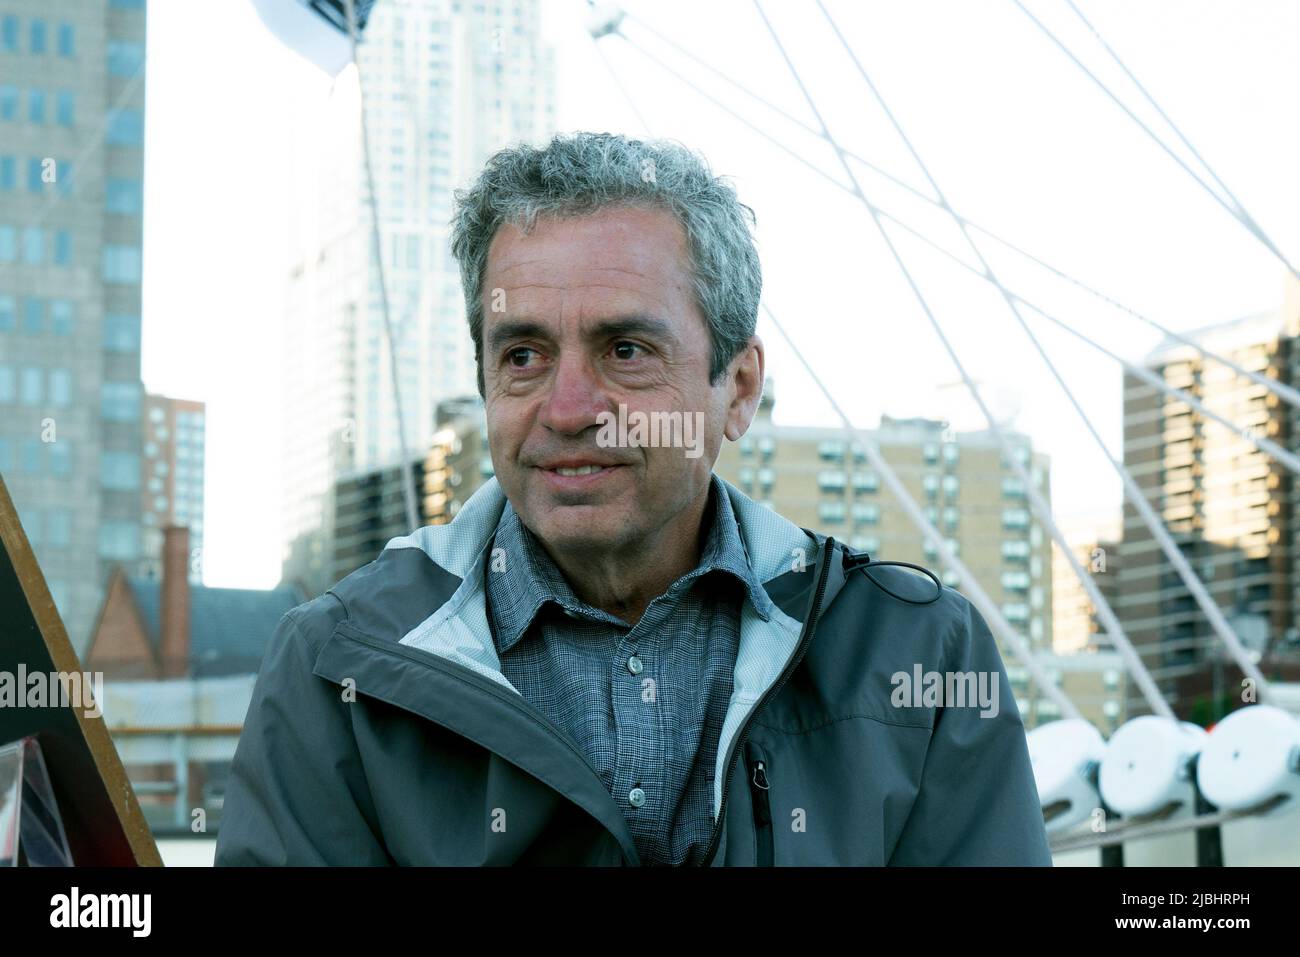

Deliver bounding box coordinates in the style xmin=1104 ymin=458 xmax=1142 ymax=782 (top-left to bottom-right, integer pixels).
xmin=485 ymin=206 xmax=690 ymax=278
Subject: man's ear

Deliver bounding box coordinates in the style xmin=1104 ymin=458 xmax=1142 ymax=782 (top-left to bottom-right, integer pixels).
xmin=723 ymin=336 xmax=765 ymax=442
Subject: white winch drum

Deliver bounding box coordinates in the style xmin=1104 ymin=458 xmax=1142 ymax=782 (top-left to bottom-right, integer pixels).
xmin=1098 ymin=716 xmax=1207 ymax=818
xmin=1026 ymin=719 xmax=1107 ymax=834
xmin=1197 ymin=705 xmax=1300 ymax=818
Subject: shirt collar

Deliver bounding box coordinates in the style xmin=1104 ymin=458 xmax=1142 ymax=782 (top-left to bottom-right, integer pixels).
xmin=485 ymin=472 xmax=775 ymax=655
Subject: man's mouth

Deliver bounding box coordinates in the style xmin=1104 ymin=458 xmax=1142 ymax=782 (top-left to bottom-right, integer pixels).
xmin=535 ymin=461 xmax=627 ymax=489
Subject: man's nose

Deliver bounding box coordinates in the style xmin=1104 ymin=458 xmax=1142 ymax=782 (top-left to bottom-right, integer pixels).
xmin=537 ymin=351 xmax=609 ymax=435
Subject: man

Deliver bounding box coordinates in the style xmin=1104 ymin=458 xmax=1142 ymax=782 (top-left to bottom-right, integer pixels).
xmin=216 ymin=131 xmax=1051 ymax=866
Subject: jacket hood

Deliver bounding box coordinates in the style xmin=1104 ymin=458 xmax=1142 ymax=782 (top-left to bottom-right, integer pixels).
xmin=377 ymin=473 xmax=845 ymax=818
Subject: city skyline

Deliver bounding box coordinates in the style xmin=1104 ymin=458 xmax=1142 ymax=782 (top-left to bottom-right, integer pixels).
xmin=131 ymin=0 xmax=1299 ymax=590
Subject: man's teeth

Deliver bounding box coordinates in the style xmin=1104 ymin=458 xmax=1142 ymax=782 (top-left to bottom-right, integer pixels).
xmin=554 ymin=465 xmax=605 ymax=476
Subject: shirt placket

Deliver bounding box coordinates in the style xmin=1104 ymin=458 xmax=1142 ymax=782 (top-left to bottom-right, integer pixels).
xmin=610 ymin=589 xmax=683 ymax=865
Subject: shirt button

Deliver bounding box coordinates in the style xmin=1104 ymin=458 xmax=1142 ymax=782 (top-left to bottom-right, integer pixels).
xmin=628 ymin=787 xmax=646 ymax=808
xmin=626 ymin=655 xmax=643 ymax=675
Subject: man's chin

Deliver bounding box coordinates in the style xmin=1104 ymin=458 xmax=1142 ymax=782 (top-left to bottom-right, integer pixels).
xmin=528 ymin=506 xmax=630 ymax=552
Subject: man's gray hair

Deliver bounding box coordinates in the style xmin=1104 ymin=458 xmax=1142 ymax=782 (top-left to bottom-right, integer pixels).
xmin=449 ymin=131 xmax=762 ymax=397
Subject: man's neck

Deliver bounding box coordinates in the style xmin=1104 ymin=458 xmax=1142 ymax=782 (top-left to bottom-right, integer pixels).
xmin=539 ymin=484 xmax=714 ymax=625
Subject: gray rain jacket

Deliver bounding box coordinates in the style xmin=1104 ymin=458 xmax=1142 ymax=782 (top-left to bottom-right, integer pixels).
xmin=215 ymin=474 xmax=1052 ymax=866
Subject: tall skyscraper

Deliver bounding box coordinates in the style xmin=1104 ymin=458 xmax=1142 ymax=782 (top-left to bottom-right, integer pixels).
xmin=139 ymin=392 xmax=205 ymax=584
xmin=1118 ymin=277 xmax=1300 ymax=721
xmin=0 ymin=0 xmax=147 ymax=654
xmin=280 ymin=0 xmax=555 ymax=598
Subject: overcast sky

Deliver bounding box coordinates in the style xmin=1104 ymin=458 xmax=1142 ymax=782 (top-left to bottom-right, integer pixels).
xmin=139 ymin=0 xmax=1300 ymax=588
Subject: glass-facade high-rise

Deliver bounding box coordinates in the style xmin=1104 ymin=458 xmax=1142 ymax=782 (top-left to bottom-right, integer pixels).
xmin=280 ymin=0 xmax=555 ymax=599
xmin=0 ymin=0 xmax=146 ymax=655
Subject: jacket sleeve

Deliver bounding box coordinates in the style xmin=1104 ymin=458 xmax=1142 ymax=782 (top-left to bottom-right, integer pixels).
xmin=214 ymin=606 xmax=393 ymax=866
xmin=887 ymin=593 xmax=1053 ymax=866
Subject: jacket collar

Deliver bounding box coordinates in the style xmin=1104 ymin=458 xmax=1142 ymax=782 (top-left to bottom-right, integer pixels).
xmin=379 ymin=472 xmax=841 ymax=820
xmin=485 ymin=473 xmax=776 ymax=655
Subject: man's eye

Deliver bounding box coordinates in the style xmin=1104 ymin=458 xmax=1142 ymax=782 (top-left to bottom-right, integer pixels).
xmin=612 ymin=341 xmax=643 ymax=360
xmin=507 ymin=348 xmax=537 ymax=367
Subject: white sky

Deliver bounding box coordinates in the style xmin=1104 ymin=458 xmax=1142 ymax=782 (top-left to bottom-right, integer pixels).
xmin=140 ymin=0 xmax=1300 ymax=589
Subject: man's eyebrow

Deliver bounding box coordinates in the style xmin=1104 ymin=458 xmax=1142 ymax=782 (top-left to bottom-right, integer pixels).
xmin=485 ymin=314 xmax=679 ymax=355
xmin=486 ymin=320 xmax=549 ymax=356
xmin=588 ymin=315 xmax=678 ymax=345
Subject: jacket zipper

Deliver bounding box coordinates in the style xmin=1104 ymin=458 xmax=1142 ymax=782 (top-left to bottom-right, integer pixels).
xmin=745 ymin=742 xmax=773 ymax=867
xmin=697 ymin=536 xmax=837 ymax=866
xmin=329 ymin=622 xmax=642 ymax=864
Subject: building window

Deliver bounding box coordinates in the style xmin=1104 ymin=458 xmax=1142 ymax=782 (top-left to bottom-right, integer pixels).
xmin=49 ymin=369 xmax=71 ymax=406
xmin=105 ymin=178 xmax=143 ymax=214
xmin=757 ymin=436 xmax=775 ymax=460
xmin=922 ymin=473 xmax=939 ymax=498
xmin=0 ymin=295 xmax=11 ymax=331
xmin=106 ymin=40 xmax=144 ymax=77
xmin=29 ymin=20 xmax=46 ymax=54
xmin=98 ymin=521 xmax=140 ymax=561
xmin=1 ymin=17 xmax=17 ymax=52
xmin=0 ymin=226 xmax=13 ymax=262
xmin=1002 ymin=476 xmax=1026 ymax=498
xmin=924 ymin=537 xmax=957 ymax=560
xmin=853 ymin=470 xmax=879 ymax=493
xmin=1003 ymin=445 xmax=1031 ymax=468
xmin=101 ymin=451 xmax=140 ymax=490
xmin=101 ymin=381 xmax=142 ymax=421
xmin=818 ymin=440 xmax=845 ymax=461
xmin=50 ymin=299 xmax=72 ymax=335
xmin=849 ymin=534 xmax=880 ymax=552
xmin=1002 ymin=538 xmax=1030 ymax=559
xmin=817 ymin=468 xmax=846 ymax=493
xmin=55 ymin=90 xmax=73 ymax=126
xmin=20 ymin=367 xmax=41 ymax=404
xmin=104 ymin=313 xmax=141 ymax=351
xmin=756 ymin=466 xmax=775 ymax=489
xmin=22 ymin=226 xmax=43 ymax=264
xmin=57 ymin=22 xmax=73 ymax=57
xmin=46 ymin=509 xmax=71 ymax=547
xmin=851 ymin=502 xmax=880 ymax=524
xmin=1002 ymin=602 xmax=1030 ymax=623
xmin=105 ymin=108 xmax=144 ymax=146
xmin=818 ymin=501 xmax=846 ymax=524
xmin=26 ymin=156 xmax=44 ymax=192
xmin=738 ymin=465 xmax=754 ymax=488
xmin=0 ymin=84 xmax=17 ymax=120
xmin=0 ymin=365 xmax=13 ymax=402
xmin=102 ymin=245 xmax=142 ymax=283
xmin=923 ymin=442 xmax=938 ymax=464
xmin=942 ymin=474 xmax=959 ymax=497
xmin=1002 ymin=507 xmax=1030 ymax=530
xmin=22 ymin=297 xmax=42 ymax=333
xmin=28 ymin=88 xmax=45 ymax=123
xmin=942 ymin=443 xmax=959 ymax=465
xmin=0 ymin=155 xmax=13 ymax=189
xmin=53 ymin=230 xmax=71 ymax=265
xmin=942 ymin=505 xmax=959 ymax=529
xmin=1001 ymin=570 xmax=1030 ymax=591
xmin=48 ymin=442 xmax=70 ymax=476
xmin=21 ymin=438 xmax=41 ymax=472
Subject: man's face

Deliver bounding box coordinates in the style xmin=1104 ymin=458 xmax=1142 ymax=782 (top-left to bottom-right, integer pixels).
xmin=480 ymin=204 xmax=759 ymax=558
